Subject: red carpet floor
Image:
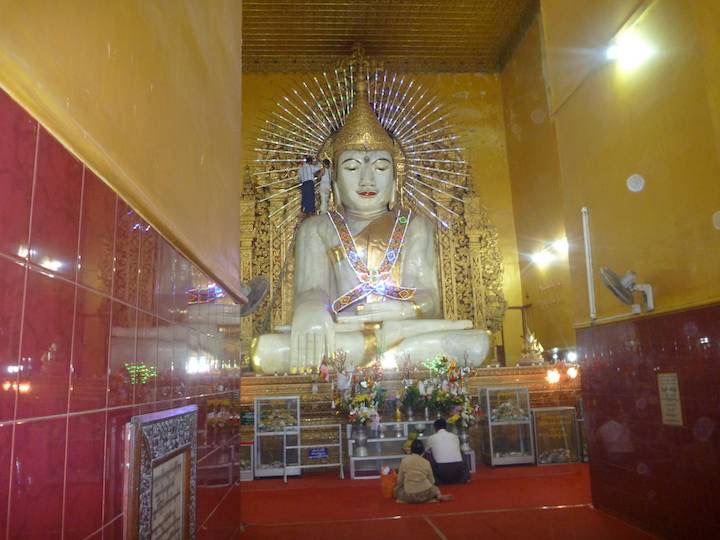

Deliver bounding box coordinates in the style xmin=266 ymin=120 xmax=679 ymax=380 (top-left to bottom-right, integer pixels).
xmin=198 ymin=464 xmax=657 ymax=539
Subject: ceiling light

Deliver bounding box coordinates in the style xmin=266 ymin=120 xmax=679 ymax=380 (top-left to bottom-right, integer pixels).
xmin=607 ymin=28 xmax=654 ymax=70
xmin=552 ymin=237 xmax=569 ymax=255
xmin=531 ymin=250 xmax=555 ymax=266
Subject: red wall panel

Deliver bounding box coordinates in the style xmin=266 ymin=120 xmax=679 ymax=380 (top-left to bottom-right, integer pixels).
xmin=578 ymin=305 xmax=720 ymax=539
xmin=0 ymin=88 xmax=242 ymax=538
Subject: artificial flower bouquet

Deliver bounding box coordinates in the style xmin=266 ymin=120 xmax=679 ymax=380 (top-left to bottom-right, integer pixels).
xmin=447 ymin=396 xmax=482 ymax=429
xmin=334 ymin=358 xmax=386 ymax=426
xmin=399 ymin=382 xmax=425 ymax=412
xmin=347 ymin=392 xmax=379 ymax=426
xmin=429 ymin=388 xmax=464 ymax=417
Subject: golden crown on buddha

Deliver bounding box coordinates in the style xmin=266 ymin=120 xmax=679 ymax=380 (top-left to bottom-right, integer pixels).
xmin=321 ymin=80 xmax=406 ymax=203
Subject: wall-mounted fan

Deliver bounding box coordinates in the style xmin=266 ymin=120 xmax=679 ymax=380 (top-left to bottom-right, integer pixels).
xmin=187 ymin=275 xmax=269 ymax=325
xmin=238 ymin=276 xmax=269 ymax=316
xmin=599 ymin=267 xmax=654 ymax=312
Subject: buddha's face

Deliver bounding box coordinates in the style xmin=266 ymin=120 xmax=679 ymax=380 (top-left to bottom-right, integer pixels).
xmin=336 ymin=150 xmax=394 ymax=213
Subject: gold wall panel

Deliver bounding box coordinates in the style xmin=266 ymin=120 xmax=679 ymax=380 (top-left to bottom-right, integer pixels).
xmin=239 ymin=367 xmax=582 ymax=411
xmin=243 ymin=0 xmax=537 ymax=72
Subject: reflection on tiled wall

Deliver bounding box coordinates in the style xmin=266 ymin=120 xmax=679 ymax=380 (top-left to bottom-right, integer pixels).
xmin=0 ymin=89 xmax=243 ymax=538
xmin=578 ymin=305 xmax=720 ymax=539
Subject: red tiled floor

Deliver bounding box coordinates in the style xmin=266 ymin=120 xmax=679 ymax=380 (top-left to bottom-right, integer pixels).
xmin=430 ymin=507 xmax=655 ymax=539
xmin=236 ymin=465 xmax=590 ymax=526
xmin=222 ymin=508 xmax=655 ymax=540
xmin=198 ymin=464 xmax=657 ymax=538
xmin=238 ymin=516 xmax=439 ymax=540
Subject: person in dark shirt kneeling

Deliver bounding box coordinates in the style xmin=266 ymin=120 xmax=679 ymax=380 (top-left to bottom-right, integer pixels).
xmin=424 ymin=418 xmax=469 ymax=484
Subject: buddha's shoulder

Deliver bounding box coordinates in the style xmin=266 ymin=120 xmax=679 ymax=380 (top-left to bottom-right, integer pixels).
xmin=407 ymin=210 xmax=434 ymax=233
xmin=296 ymin=214 xmax=335 ymax=236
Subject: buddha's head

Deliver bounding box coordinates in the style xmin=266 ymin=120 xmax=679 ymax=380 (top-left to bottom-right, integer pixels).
xmin=331 ymin=80 xmax=402 ymax=214
xmin=336 ymin=149 xmax=393 ymax=212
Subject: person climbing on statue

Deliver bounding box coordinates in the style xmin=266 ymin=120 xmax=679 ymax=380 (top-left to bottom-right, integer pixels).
xmin=319 ymin=158 xmax=333 ymax=213
xmin=297 ymin=155 xmax=321 ymax=216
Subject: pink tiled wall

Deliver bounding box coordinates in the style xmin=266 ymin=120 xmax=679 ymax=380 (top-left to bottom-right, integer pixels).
xmin=578 ymin=305 xmax=720 ymax=539
xmin=0 ymin=89 xmax=242 ymax=538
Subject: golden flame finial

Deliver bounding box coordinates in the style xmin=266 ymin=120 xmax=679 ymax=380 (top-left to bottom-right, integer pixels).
xmin=333 ymin=79 xmax=394 ymax=156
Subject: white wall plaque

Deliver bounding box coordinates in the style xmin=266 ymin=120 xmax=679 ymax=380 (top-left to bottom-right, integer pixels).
xmin=657 ymin=373 xmax=683 ymax=426
xmin=151 ymin=452 xmax=186 ymax=539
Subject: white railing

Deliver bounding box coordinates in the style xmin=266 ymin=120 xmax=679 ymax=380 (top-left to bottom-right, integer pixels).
xmin=283 ymin=423 xmax=344 ymax=483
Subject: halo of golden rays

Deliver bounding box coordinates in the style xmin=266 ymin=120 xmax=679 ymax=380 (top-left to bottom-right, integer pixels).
xmin=254 ymin=56 xmax=469 ymax=230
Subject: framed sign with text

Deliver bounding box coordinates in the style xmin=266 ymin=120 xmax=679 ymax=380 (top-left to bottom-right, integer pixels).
xmin=123 ymin=405 xmax=198 ymax=539
xmin=657 ymin=373 xmax=683 ymax=426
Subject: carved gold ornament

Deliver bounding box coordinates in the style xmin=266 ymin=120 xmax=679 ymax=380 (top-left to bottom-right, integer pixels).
xmin=332 ymin=79 xmax=395 ymax=156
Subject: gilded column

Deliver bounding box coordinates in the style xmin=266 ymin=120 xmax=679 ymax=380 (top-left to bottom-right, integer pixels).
xmin=463 ymin=193 xmax=487 ymax=329
xmin=278 ymin=194 xmax=291 ymax=325
xmin=239 ymin=176 xmax=256 ymax=354
xmin=267 ymin=197 xmax=283 ymax=330
xmin=435 ymin=192 xmax=458 ymax=321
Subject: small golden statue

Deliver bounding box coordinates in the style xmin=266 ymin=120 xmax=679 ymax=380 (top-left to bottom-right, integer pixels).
xmin=518 ymin=332 xmax=545 ymax=365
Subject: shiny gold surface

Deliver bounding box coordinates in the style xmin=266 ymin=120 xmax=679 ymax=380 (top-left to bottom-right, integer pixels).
xmin=333 ymin=81 xmax=395 ymax=154
xmin=239 ymin=366 xmax=582 ymax=410
xmin=243 ymin=0 xmax=538 ymax=72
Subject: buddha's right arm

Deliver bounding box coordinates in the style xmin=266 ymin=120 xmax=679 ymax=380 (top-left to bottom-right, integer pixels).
xmin=293 ymin=217 xmax=333 ymax=306
xmin=291 ymin=218 xmax=336 ymax=365
xmin=401 ymin=215 xmax=441 ymax=317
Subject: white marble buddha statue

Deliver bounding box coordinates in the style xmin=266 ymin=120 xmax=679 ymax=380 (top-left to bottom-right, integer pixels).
xmin=252 ymin=82 xmax=490 ymax=374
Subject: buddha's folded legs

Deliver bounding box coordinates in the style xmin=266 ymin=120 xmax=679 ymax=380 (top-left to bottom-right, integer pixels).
xmin=252 ymin=331 xmax=365 ymax=374
xmin=252 ymin=323 xmax=490 ymax=374
xmin=385 ymin=329 xmax=490 ymax=366
xmin=379 ymin=319 xmax=473 ymax=346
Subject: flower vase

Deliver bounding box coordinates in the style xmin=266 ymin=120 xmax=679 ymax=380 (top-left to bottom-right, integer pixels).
xmin=406 ymin=406 xmax=414 ymax=422
xmin=354 ymin=424 xmax=369 ymax=457
xmin=424 ymin=407 xmax=429 ymax=420
xmin=458 ymin=428 xmax=472 ymax=453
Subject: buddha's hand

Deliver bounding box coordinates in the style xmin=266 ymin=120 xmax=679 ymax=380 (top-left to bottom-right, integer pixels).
xmin=290 ymin=302 xmax=335 ymax=370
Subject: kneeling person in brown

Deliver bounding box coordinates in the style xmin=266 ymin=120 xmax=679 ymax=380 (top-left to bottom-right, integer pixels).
xmin=394 ymin=439 xmax=453 ymax=504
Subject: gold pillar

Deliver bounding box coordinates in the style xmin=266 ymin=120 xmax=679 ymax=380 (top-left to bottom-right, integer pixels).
xmin=463 ymin=194 xmax=487 ymax=329
xmin=239 ymin=174 xmax=256 ymax=357
xmin=436 ymin=192 xmax=458 ymax=321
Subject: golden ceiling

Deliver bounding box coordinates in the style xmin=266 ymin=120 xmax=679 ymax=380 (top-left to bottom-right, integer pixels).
xmin=242 ymin=0 xmax=538 ymax=72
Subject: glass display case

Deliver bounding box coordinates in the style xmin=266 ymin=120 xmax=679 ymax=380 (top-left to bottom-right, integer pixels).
xmin=478 ymin=386 xmax=534 ymax=466
xmin=254 ymin=396 xmax=300 ymax=477
xmin=532 ymin=407 xmax=580 ymax=464
xmin=238 ymin=442 xmax=254 ymax=481
xmin=198 ymin=396 xmax=245 ymax=486
xmin=346 ymin=420 xmax=436 ymax=479
xmin=197 ymin=443 xmax=236 ymax=487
